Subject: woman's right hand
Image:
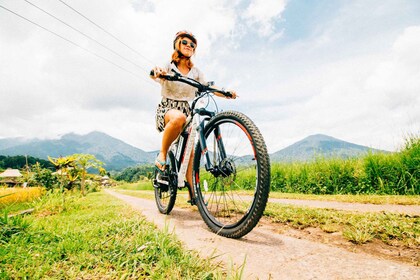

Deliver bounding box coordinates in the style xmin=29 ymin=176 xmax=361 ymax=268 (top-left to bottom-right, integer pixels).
xmin=150 ymin=66 xmax=167 ymax=79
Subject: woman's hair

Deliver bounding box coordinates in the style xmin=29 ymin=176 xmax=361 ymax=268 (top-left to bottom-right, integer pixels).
xmin=171 ymin=37 xmax=194 ymax=69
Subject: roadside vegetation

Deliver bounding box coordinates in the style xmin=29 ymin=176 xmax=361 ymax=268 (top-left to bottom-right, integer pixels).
xmin=263 ymin=203 xmax=419 ymax=247
xmin=1 ymin=192 xmax=226 ymax=279
xmin=270 ymin=136 xmax=420 ymax=195
xmin=268 ymin=192 xmax=420 ymax=205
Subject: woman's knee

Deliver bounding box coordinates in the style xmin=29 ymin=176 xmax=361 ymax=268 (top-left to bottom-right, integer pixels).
xmin=166 ymin=111 xmax=186 ymax=128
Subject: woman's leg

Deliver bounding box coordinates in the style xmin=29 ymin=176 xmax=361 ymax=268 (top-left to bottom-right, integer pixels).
xmin=156 ymin=109 xmax=186 ymax=170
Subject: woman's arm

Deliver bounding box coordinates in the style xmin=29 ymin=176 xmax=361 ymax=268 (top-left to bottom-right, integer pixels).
xmin=213 ymin=88 xmax=238 ymax=99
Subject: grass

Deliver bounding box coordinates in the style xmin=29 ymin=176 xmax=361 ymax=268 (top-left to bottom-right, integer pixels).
xmin=268 ymin=192 xmax=420 ymax=205
xmin=0 ymin=191 xmax=231 ymax=279
xmin=270 ymin=135 xmax=420 ymax=195
xmin=115 ymin=181 xmax=154 ymax=191
xmin=264 ymin=203 xmax=419 ymax=247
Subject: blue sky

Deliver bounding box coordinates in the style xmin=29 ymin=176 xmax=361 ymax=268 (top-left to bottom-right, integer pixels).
xmin=1 ymin=0 xmax=419 ymax=153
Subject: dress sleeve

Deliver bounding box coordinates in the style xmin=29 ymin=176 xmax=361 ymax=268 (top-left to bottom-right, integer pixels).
xmin=153 ymin=63 xmax=172 ymax=85
xmin=196 ymin=67 xmax=206 ymax=85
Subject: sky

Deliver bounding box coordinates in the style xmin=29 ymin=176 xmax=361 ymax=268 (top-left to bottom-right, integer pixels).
xmin=1 ymin=0 xmax=419 ymax=153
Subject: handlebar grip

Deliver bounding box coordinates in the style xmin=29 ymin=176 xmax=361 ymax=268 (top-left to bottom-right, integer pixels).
xmin=225 ymin=91 xmax=233 ymax=98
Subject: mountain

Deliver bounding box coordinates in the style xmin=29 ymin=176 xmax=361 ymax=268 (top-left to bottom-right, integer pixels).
xmin=270 ymin=134 xmax=386 ymax=162
xmin=0 ymin=131 xmax=154 ymax=171
xmin=0 ymin=132 xmax=387 ymax=171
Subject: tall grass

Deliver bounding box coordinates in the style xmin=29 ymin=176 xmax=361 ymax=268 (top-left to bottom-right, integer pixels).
xmin=271 ymin=136 xmax=420 ymax=195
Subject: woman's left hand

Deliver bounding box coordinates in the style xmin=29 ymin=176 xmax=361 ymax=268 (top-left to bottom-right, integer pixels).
xmin=227 ymin=90 xmax=238 ymax=99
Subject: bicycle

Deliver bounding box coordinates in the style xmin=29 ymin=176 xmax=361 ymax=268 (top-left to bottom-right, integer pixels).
xmin=152 ymin=70 xmax=270 ymax=239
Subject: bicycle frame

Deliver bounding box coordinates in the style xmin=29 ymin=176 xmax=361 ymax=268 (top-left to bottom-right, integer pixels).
xmin=172 ymin=98 xmax=226 ymax=188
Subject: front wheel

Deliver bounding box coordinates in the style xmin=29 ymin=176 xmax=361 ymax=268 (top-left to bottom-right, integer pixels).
xmin=193 ymin=111 xmax=270 ymax=238
xmin=153 ymin=151 xmax=177 ymax=214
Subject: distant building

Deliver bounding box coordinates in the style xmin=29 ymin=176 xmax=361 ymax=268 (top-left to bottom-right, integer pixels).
xmin=0 ymin=168 xmax=23 ymax=186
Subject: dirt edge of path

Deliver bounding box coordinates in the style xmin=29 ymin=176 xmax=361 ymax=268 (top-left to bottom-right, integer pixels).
xmin=257 ymin=218 xmax=419 ymax=266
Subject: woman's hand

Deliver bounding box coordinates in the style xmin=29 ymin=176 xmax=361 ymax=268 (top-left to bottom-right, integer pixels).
xmin=227 ymin=90 xmax=238 ymax=99
xmin=150 ymin=66 xmax=167 ymax=79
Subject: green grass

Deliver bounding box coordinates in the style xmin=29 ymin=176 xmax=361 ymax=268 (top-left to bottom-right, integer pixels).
xmin=264 ymin=203 xmax=419 ymax=247
xmin=115 ymin=181 xmax=154 ymax=191
xmin=268 ymin=192 xmax=420 ymax=205
xmin=0 ymin=191 xmax=227 ymax=279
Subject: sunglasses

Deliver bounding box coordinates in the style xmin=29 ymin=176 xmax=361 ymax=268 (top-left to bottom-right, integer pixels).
xmin=181 ymin=39 xmax=196 ymax=49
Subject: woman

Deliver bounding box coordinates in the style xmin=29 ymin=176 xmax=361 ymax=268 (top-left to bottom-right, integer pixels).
xmin=150 ymin=30 xmax=237 ymax=202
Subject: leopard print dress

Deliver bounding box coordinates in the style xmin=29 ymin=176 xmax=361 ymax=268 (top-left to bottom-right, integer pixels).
xmin=155 ymin=98 xmax=191 ymax=132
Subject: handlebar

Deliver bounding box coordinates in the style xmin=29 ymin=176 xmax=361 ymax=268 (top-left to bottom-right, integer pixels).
xmin=150 ymin=69 xmax=233 ymax=98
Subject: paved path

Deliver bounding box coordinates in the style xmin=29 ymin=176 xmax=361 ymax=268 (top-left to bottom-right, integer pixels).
xmin=106 ymin=190 xmax=419 ymax=280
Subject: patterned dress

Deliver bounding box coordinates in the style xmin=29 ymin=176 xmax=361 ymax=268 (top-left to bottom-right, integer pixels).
xmin=154 ymin=62 xmax=206 ymax=132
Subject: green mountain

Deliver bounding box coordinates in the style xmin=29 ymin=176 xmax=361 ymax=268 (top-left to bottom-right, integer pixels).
xmin=0 ymin=132 xmax=387 ymax=171
xmin=0 ymin=131 xmax=154 ymax=171
xmin=270 ymin=134 xmax=386 ymax=162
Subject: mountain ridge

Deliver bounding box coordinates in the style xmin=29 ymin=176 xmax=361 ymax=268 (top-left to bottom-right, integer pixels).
xmin=270 ymin=134 xmax=386 ymax=162
xmin=0 ymin=131 xmax=154 ymax=171
xmin=0 ymin=132 xmax=387 ymax=170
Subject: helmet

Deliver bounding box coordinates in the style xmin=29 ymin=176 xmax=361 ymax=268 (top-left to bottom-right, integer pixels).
xmin=173 ymin=30 xmax=197 ymax=49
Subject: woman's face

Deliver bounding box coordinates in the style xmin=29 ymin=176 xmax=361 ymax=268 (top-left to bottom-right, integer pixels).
xmin=179 ymin=37 xmax=195 ymax=57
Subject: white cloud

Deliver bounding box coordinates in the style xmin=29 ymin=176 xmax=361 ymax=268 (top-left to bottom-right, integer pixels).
xmin=1 ymin=0 xmax=419 ymax=154
xmin=243 ymin=0 xmax=286 ymax=37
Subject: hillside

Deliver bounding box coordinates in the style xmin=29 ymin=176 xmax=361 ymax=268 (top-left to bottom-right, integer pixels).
xmin=271 ymin=134 xmax=386 ymax=162
xmin=0 ymin=131 xmax=154 ymax=171
xmin=0 ymin=132 xmax=387 ymax=170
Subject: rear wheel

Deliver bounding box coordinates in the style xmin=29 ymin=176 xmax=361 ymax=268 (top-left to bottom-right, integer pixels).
xmin=193 ymin=111 xmax=270 ymax=238
xmin=154 ymin=151 xmax=177 ymax=214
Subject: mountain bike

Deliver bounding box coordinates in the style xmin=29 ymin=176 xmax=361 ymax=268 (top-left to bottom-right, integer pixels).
xmin=152 ymin=70 xmax=270 ymax=239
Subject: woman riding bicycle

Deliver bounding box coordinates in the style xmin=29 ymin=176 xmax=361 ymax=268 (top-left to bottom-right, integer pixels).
xmin=150 ymin=30 xmax=237 ymax=202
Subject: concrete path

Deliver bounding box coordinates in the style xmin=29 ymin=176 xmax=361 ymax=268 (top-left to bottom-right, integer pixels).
xmin=106 ymin=190 xmax=419 ymax=280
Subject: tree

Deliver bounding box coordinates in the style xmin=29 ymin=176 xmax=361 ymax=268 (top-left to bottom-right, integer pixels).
xmin=32 ymin=162 xmax=57 ymax=191
xmin=73 ymin=154 xmax=104 ymax=196
xmin=48 ymin=155 xmax=77 ymax=209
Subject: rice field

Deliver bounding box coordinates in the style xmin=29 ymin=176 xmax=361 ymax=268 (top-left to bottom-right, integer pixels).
xmin=0 ymin=187 xmax=45 ymax=208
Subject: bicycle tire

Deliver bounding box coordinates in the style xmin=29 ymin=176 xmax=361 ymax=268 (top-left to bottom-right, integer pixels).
xmin=193 ymin=111 xmax=270 ymax=238
xmin=154 ymin=151 xmax=177 ymax=214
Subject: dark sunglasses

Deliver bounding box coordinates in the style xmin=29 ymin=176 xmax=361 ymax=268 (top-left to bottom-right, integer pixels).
xmin=181 ymin=39 xmax=196 ymax=49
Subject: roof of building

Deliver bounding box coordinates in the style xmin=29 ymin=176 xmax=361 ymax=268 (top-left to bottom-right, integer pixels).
xmin=0 ymin=168 xmax=23 ymax=178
